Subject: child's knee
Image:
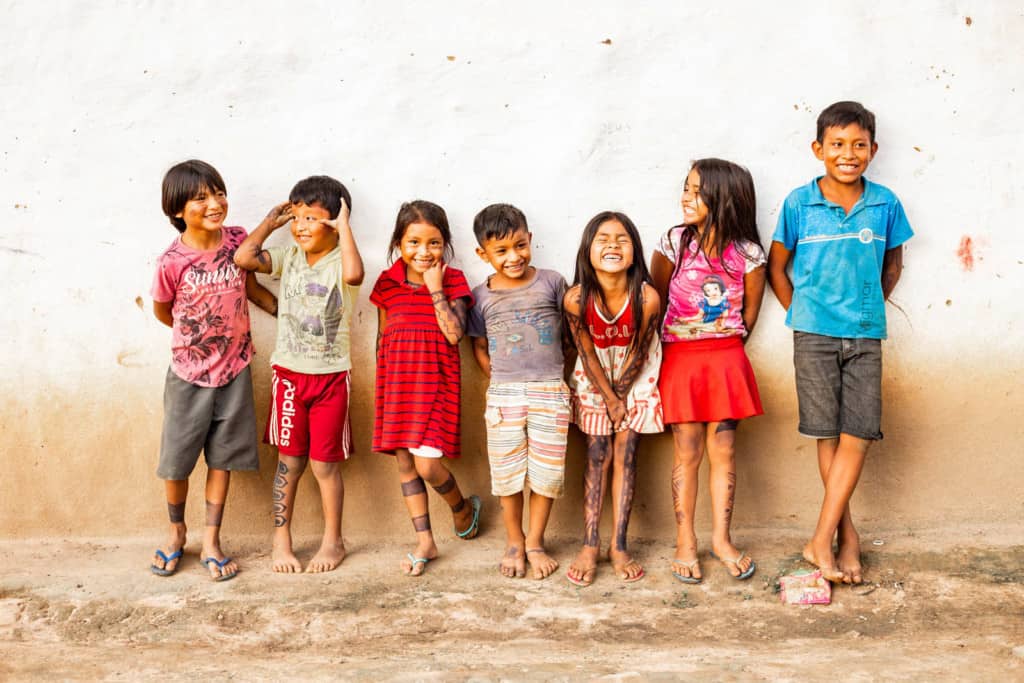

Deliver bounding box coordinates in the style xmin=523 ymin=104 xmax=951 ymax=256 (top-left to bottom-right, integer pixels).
xmin=310 ymin=459 xmax=341 ymax=480
xmin=414 ymin=458 xmax=447 ymax=483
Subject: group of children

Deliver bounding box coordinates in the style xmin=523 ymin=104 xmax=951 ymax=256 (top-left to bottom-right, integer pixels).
xmin=149 ymin=100 xmax=913 ymax=588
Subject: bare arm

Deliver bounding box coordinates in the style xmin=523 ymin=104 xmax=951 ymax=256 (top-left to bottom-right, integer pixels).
xmin=650 ymin=250 xmax=673 ymax=318
xmin=424 ymin=263 xmax=467 ymax=345
xmin=741 ymin=265 xmax=767 ymax=338
xmin=612 ymin=284 xmax=661 ymax=398
xmin=471 ymin=336 xmax=491 ymax=378
xmin=245 ymin=271 xmax=278 ymax=317
xmin=321 ymin=198 xmax=364 ymax=286
xmin=564 ymin=286 xmax=625 ymax=424
xmin=376 ymin=307 xmax=387 ymax=357
xmin=153 ymin=300 xmax=173 ymax=328
xmin=766 ymin=241 xmax=794 ymax=311
xmin=881 ymin=245 xmax=903 ymax=300
xmin=234 ymin=202 xmax=293 ymax=274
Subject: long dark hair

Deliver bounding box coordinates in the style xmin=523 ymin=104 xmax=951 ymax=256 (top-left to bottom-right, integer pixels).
xmin=386 ymin=199 xmax=455 ymax=264
xmin=672 ymin=158 xmax=762 ymax=280
xmin=572 ymin=211 xmax=652 ymax=353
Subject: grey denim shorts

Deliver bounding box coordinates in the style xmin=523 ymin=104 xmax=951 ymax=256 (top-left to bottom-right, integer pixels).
xmin=792 ymin=331 xmax=883 ymax=441
xmin=157 ymin=365 xmax=260 ymax=480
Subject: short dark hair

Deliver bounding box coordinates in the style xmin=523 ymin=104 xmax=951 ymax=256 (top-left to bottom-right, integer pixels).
xmin=472 ymin=203 xmax=528 ymax=246
xmin=816 ymin=101 xmax=876 ymax=143
xmin=289 ymin=175 xmax=351 ymax=219
xmin=161 ymin=160 xmax=226 ymax=233
xmin=387 ymin=200 xmax=455 ymax=264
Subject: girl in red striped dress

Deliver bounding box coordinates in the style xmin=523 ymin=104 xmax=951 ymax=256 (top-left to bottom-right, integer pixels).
xmin=370 ymin=200 xmax=482 ymax=576
xmin=564 ymin=212 xmax=663 ymax=586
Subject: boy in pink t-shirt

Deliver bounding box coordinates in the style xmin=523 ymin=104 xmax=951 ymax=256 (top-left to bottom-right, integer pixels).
xmin=149 ymin=160 xmax=277 ymax=581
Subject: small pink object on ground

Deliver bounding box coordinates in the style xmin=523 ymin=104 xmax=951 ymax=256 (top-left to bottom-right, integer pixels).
xmin=779 ymin=569 xmax=831 ymax=605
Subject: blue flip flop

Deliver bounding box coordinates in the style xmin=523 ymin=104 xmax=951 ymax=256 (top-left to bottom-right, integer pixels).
xmin=710 ymin=550 xmax=756 ymax=581
xmin=200 ymin=556 xmax=238 ymax=582
xmin=151 ymin=548 xmax=183 ymax=577
xmin=671 ymin=558 xmax=703 ymax=585
xmin=455 ymin=494 xmax=482 ymax=539
xmin=405 ymin=553 xmax=432 ymax=576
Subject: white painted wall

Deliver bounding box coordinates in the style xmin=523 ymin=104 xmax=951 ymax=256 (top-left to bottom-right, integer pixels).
xmin=2 ymin=1 xmax=1021 ymax=536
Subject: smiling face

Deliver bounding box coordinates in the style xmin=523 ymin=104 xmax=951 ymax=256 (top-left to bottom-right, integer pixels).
xmin=681 ymin=168 xmax=709 ymax=230
xmin=702 ymin=281 xmax=724 ymax=303
xmin=290 ymin=201 xmax=338 ymax=262
xmin=399 ymin=221 xmax=446 ymax=283
xmin=477 ymin=227 xmax=533 ymax=284
xmin=813 ymin=123 xmax=877 ymax=188
xmin=589 ymin=218 xmax=634 ymax=275
xmin=176 ymin=185 xmax=227 ymax=235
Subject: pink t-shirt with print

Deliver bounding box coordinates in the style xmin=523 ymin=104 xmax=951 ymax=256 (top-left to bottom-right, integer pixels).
xmin=655 ymin=227 xmax=765 ymax=343
xmin=151 ymin=225 xmax=253 ymax=387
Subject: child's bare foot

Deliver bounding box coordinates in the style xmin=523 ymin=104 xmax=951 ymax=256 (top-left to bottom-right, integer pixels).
xmin=200 ymin=542 xmax=238 ymax=581
xmin=525 ymin=547 xmax=558 ymax=580
xmin=836 ymin=531 xmax=863 ymax=584
xmin=608 ymin=548 xmax=645 ymax=582
xmin=566 ymin=545 xmax=599 ymax=586
xmin=306 ymin=540 xmax=346 ymax=573
xmin=499 ymin=544 xmax=526 ymax=578
xmin=151 ymin=525 xmax=187 ymax=575
xmin=803 ymin=541 xmax=845 ymax=583
xmin=401 ymin=541 xmax=438 ymax=577
xmin=711 ymin=541 xmax=754 ymax=578
xmin=271 ymin=531 xmax=303 ymax=573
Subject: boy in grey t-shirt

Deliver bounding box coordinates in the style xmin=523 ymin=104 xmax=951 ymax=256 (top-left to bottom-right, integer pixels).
xmin=468 ymin=204 xmax=570 ymax=580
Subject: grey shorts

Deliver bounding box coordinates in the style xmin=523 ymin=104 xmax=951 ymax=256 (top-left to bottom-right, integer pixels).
xmin=157 ymin=365 xmax=260 ymax=480
xmin=793 ymin=331 xmax=883 ymax=441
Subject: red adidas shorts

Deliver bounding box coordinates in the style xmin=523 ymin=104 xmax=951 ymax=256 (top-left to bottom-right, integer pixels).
xmin=264 ymin=366 xmax=352 ymax=462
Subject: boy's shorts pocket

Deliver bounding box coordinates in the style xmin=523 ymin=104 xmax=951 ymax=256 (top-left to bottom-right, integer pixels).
xmin=484 ymin=405 xmax=503 ymax=428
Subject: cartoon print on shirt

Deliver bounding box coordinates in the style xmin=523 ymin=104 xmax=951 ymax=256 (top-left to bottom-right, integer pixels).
xmin=665 ymin=273 xmax=737 ymax=338
xmin=280 ymin=274 xmax=345 ymax=362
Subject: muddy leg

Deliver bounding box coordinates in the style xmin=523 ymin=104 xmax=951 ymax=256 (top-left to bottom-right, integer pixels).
xmin=608 ymin=430 xmax=643 ymax=581
xmin=670 ymin=423 xmax=704 ymax=581
xmin=567 ymin=435 xmax=612 ymax=585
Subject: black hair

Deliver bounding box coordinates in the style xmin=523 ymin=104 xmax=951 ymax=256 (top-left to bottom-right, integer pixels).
xmin=672 ymin=158 xmax=762 ymax=280
xmin=572 ymin=211 xmax=652 ymax=354
xmin=472 ymin=203 xmax=528 ymax=245
xmin=289 ymin=175 xmax=351 ymax=219
xmin=387 ymin=200 xmax=455 ymax=264
xmin=161 ymin=159 xmax=226 ymax=233
xmin=816 ymin=100 xmax=876 ymax=144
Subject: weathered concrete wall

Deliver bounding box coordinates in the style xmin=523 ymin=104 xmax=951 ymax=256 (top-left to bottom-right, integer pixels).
xmin=2 ymin=2 xmax=1021 ymax=540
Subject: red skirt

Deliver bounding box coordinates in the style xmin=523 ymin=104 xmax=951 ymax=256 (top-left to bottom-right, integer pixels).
xmin=659 ymin=337 xmax=763 ymax=424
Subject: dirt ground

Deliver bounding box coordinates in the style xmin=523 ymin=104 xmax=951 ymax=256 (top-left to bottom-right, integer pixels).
xmin=1 ymin=525 xmax=1022 ymax=681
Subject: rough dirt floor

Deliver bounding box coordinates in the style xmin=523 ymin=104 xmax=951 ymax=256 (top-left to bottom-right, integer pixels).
xmin=1 ymin=525 xmax=1022 ymax=681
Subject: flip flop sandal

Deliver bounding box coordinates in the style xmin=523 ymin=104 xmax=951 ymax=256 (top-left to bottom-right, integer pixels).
xmin=200 ymin=556 xmax=238 ymax=582
xmin=671 ymin=558 xmax=702 ymax=584
xmin=454 ymin=495 xmax=482 ymax=539
xmin=711 ymin=550 xmax=756 ymax=581
xmin=151 ymin=548 xmax=183 ymax=577
xmin=616 ymin=566 xmax=646 ymax=583
xmin=566 ymin=567 xmax=595 ymax=587
xmin=405 ymin=553 xmax=431 ymax=576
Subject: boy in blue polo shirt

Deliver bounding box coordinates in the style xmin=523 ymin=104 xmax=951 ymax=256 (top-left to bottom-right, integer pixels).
xmin=768 ymin=101 xmax=913 ymax=585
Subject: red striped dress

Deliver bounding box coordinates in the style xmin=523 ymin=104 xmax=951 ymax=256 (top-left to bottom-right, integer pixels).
xmin=370 ymin=260 xmax=473 ymax=458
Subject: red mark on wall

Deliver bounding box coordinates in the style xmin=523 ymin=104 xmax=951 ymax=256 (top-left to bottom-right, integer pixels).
xmin=956 ymin=235 xmax=974 ymax=271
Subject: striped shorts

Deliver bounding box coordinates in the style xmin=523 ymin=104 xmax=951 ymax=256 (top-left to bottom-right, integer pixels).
xmin=484 ymin=380 xmax=570 ymax=498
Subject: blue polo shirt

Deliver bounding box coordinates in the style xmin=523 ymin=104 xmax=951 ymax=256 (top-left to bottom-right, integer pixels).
xmin=772 ymin=177 xmax=913 ymax=339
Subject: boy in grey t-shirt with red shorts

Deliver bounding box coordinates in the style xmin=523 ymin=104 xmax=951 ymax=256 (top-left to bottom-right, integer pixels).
xmin=468 ymin=204 xmax=570 ymax=580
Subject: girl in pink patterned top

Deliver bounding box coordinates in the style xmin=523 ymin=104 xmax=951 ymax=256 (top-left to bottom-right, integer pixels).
xmin=651 ymin=158 xmax=767 ymax=585
xmin=564 ymin=211 xmax=662 ymax=587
